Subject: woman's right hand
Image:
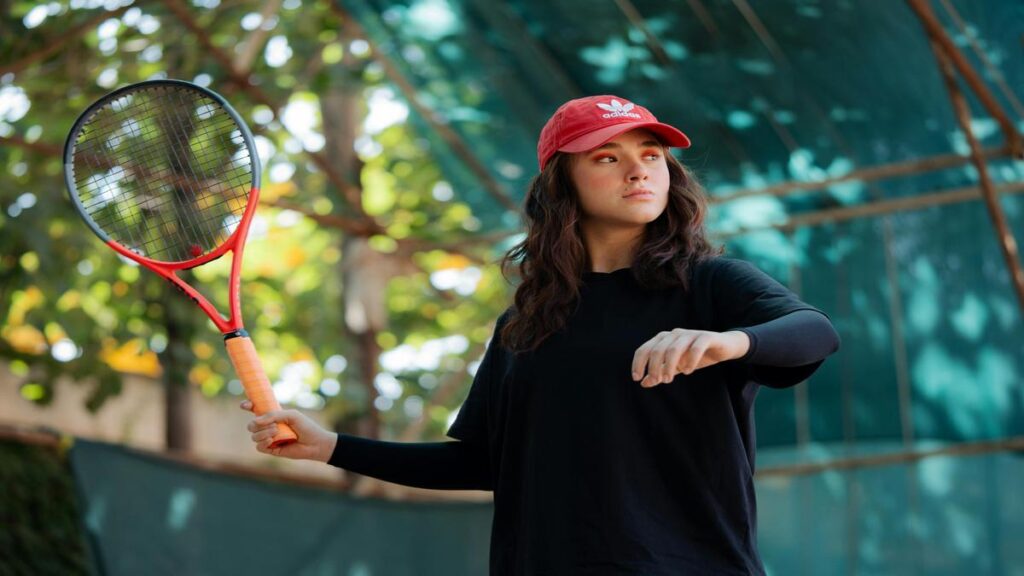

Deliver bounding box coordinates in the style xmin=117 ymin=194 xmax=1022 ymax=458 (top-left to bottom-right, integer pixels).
xmin=240 ymin=400 xmax=338 ymax=463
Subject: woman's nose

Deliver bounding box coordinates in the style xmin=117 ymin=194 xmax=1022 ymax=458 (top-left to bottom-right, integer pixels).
xmin=626 ymin=160 xmax=648 ymax=181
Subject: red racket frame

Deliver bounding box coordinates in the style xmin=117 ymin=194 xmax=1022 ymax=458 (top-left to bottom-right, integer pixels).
xmin=64 ymin=80 xmax=297 ymax=448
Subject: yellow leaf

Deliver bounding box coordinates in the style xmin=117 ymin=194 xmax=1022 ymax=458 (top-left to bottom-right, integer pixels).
xmin=189 ymin=364 xmax=213 ymax=385
xmin=376 ymin=331 xmax=397 ymax=349
xmin=193 ymin=341 xmax=214 ymax=360
xmin=20 ymin=252 xmax=39 ymax=273
xmin=44 ymin=322 xmax=67 ymax=344
xmin=362 ymin=170 xmax=397 ymax=216
xmin=9 ymin=286 xmax=45 ymax=325
xmin=322 ymin=246 xmax=341 ymax=264
xmin=260 ymin=181 xmax=297 ymax=203
xmin=290 ymin=349 xmax=314 ymax=362
xmin=56 ymin=290 xmax=81 ymax=312
xmin=437 ymin=253 xmax=471 ymax=270
xmin=421 ymin=302 xmax=440 ymax=319
xmin=100 ymin=339 xmax=162 ymax=377
xmin=2 ymin=325 xmax=47 ymax=354
xmin=285 ymin=246 xmax=306 ymax=268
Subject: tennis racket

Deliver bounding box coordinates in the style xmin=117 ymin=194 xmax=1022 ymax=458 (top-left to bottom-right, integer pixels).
xmin=63 ymin=79 xmax=297 ymax=448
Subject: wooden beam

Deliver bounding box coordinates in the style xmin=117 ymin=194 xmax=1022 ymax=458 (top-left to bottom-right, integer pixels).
xmin=710 ymin=146 xmax=1010 ymax=203
xmin=757 ymin=436 xmax=1024 ymax=479
xmin=906 ymin=0 xmax=1024 ymax=158
xmin=612 ymin=0 xmax=672 ymax=67
xmin=930 ymin=39 xmax=1024 ymax=313
xmin=937 ymin=0 xmax=1024 ymax=120
xmin=713 ymin=180 xmax=1024 ymax=239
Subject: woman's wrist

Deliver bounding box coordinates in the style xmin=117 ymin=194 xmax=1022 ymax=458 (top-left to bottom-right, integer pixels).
xmin=722 ymin=330 xmax=751 ymax=361
xmin=319 ymin=432 xmax=339 ymax=463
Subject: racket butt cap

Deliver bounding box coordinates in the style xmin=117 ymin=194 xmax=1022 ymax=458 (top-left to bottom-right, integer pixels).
xmin=269 ymin=436 xmax=298 ymax=449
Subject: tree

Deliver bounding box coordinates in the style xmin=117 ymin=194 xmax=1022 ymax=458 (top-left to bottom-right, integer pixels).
xmin=1 ymin=0 xmax=516 ymax=466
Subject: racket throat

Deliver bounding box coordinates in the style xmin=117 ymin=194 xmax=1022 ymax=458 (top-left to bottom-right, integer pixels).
xmin=223 ymin=329 xmax=250 ymax=341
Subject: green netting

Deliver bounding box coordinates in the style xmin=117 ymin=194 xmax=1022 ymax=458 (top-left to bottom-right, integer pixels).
xmin=338 ymin=0 xmax=1024 ymax=448
xmin=66 ymin=437 xmax=1024 ymax=575
xmin=68 ymin=439 xmax=490 ymax=576
xmin=746 ymin=194 xmax=1024 ymax=448
xmin=756 ymin=441 xmax=1024 ymax=575
xmin=341 ymin=0 xmax=1024 ymax=218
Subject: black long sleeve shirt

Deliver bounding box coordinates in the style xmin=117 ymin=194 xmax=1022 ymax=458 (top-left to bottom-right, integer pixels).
xmin=329 ymin=257 xmax=840 ymax=575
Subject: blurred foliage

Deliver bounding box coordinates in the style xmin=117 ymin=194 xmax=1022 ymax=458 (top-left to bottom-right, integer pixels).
xmin=0 ymin=0 xmax=514 ymax=440
xmin=0 ymin=439 xmax=90 ymax=575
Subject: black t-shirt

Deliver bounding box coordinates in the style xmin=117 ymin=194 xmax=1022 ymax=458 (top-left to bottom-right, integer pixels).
xmin=445 ymin=256 xmax=835 ymax=575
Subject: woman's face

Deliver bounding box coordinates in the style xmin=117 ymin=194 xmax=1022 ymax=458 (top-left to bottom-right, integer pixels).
xmin=568 ymin=128 xmax=670 ymax=229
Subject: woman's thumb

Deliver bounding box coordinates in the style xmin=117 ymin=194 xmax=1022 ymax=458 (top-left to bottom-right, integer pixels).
xmin=271 ymin=409 xmax=310 ymax=433
xmin=254 ymin=409 xmax=288 ymax=427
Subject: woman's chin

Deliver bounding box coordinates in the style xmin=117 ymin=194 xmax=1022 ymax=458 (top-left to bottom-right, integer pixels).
xmin=614 ymin=207 xmax=663 ymax=223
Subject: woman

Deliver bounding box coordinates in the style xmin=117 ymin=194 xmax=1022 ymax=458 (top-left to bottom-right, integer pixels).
xmin=243 ymin=95 xmax=840 ymax=575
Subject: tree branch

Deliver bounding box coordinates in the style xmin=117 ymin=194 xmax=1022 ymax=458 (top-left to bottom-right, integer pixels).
xmin=0 ymin=5 xmax=133 ymax=76
xmin=160 ymin=0 xmax=382 ymax=234
xmin=327 ymin=2 xmax=520 ymax=213
xmin=263 ymin=198 xmax=379 ymax=236
xmin=0 ymin=134 xmax=63 ymax=156
xmin=0 ymin=133 xmax=519 ymax=269
xmin=233 ymin=0 xmax=284 ymax=76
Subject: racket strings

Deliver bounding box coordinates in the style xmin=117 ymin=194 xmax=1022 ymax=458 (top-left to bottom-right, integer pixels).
xmin=71 ymin=84 xmax=254 ymax=262
xmin=77 ymin=90 xmax=246 ymax=258
xmin=152 ymin=90 xmax=221 ymax=251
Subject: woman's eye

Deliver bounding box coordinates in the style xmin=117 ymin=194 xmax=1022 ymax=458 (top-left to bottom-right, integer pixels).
xmin=645 ymin=153 xmax=661 ymax=160
xmin=596 ymin=156 xmax=616 ymax=163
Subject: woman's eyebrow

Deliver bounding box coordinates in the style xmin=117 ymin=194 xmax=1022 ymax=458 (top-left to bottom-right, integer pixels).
xmin=594 ymin=140 xmax=663 ymax=151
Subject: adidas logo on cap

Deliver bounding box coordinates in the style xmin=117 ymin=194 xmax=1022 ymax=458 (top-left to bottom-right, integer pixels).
xmin=596 ymin=99 xmax=642 ymax=120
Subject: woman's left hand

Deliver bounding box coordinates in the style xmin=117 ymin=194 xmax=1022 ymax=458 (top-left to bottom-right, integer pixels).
xmin=631 ymin=329 xmax=750 ymax=387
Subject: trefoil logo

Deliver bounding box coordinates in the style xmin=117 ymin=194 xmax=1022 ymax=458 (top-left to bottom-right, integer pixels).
xmin=597 ymin=100 xmax=641 ymax=119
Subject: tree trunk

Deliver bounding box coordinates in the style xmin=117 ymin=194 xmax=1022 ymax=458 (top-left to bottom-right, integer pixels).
xmin=159 ymin=290 xmax=197 ymax=453
xmin=321 ymin=19 xmax=380 ymax=449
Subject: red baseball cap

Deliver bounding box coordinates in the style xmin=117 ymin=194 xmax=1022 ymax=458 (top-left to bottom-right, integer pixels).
xmin=537 ymin=95 xmax=691 ymax=171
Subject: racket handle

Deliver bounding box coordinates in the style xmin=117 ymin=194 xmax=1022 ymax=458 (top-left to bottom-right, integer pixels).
xmin=224 ymin=333 xmax=298 ymax=448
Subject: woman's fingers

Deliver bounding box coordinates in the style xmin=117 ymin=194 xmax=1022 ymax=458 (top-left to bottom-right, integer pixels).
xmin=634 ymin=329 xmax=726 ymax=388
xmin=246 ymin=412 xmax=280 ymax=434
xmin=657 ymin=332 xmax=693 ymax=381
xmin=633 ymin=330 xmax=674 ymax=382
xmin=646 ymin=346 xmax=670 ymax=384
xmin=677 ymin=334 xmax=712 ymax=375
xmin=239 ymin=399 xmax=254 ymax=412
xmin=639 ymin=331 xmax=691 ymax=387
xmin=250 ymin=425 xmax=279 ymax=444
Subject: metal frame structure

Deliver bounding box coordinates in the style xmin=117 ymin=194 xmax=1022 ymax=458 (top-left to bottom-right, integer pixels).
xmin=0 ymin=0 xmax=1022 ymax=503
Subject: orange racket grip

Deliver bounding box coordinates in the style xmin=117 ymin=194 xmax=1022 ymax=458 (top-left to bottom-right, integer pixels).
xmin=224 ymin=334 xmax=298 ymax=448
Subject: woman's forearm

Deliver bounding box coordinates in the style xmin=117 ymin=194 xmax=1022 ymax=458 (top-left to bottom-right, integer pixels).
xmin=733 ymin=309 xmax=840 ymax=367
xmin=328 ymin=434 xmax=492 ymax=491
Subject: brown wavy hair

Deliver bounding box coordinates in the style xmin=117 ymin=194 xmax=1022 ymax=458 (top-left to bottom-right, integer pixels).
xmin=498 ymin=149 xmax=722 ymax=354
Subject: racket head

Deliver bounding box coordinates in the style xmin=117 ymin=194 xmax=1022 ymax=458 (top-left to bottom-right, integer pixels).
xmin=63 ymin=79 xmax=261 ymax=268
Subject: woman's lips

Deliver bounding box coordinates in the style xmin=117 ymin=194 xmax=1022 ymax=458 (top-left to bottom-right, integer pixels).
xmin=623 ymin=189 xmax=655 ymax=199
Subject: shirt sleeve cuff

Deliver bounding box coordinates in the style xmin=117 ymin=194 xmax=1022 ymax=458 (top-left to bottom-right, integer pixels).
xmin=327 ymin=433 xmax=346 ymax=468
xmin=733 ymin=327 xmax=758 ymax=363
